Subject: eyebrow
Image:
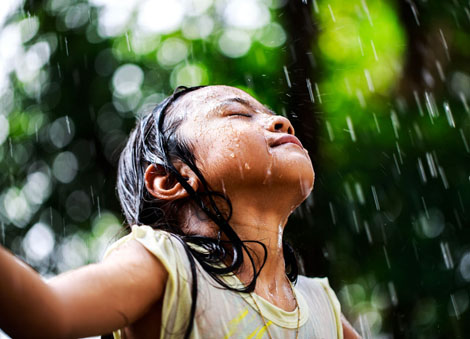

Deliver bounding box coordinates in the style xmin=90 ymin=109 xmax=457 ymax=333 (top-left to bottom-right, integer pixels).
xmin=212 ymin=97 xmax=276 ymax=116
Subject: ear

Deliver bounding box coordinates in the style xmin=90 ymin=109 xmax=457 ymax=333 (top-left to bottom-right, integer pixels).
xmin=144 ymin=162 xmax=199 ymax=201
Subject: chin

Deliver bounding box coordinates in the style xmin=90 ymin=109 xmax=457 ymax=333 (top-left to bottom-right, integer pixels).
xmin=299 ymin=174 xmax=314 ymax=199
xmin=272 ymin=163 xmax=314 ymax=200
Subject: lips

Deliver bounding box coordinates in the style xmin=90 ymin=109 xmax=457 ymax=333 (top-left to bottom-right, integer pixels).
xmin=270 ymin=135 xmax=303 ymax=148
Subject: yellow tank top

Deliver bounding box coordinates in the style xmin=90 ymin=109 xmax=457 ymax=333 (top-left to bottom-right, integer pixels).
xmin=103 ymin=225 xmax=343 ymax=339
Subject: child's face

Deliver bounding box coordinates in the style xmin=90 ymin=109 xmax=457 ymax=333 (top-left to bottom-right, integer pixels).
xmin=175 ymin=85 xmax=314 ymax=203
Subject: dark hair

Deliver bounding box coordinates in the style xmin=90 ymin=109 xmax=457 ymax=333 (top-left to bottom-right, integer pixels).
xmin=116 ymin=85 xmax=299 ymax=338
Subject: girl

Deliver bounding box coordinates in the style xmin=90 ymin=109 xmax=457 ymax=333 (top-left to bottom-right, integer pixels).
xmin=0 ymin=85 xmax=360 ymax=338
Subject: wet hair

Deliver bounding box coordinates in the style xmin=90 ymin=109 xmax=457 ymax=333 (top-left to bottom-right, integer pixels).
xmin=116 ymin=85 xmax=299 ymax=338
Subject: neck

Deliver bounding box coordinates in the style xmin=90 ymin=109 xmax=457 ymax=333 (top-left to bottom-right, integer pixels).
xmin=225 ymin=195 xmax=298 ymax=310
xmin=181 ymin=187 xmax=303 ymax=310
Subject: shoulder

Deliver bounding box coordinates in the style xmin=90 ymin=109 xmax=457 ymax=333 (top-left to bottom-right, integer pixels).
xmin=296 ymin=275 xmax=343 ymax=338
xmin=100 ymin=226 xmax=172 ymax=292
xmin=296 ymin=275 xmax=337 ymax=299
xmin=296 ymin=275 xmax=341 ymax=308
xmin=103 ymin=225 xmax=190 ymax=279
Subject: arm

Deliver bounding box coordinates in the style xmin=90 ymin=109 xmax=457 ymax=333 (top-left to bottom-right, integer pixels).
xmin=0 ymin=238 xmax=168 ymax=338
xmin=342 ymin=313 xmax=361 ymax=339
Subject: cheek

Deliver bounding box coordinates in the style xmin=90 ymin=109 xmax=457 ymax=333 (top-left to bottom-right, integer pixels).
xmin=193 ymin=127 xmax=271 ymax=186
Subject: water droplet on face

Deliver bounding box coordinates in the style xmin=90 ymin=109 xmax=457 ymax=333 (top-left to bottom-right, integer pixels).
xmin=244 ymin=163 xmax=250 ymax=170
xmin=262 ymin=167 xmax=272 ymax=184
xmin=230 ymin=153 xmax=235 ymax=158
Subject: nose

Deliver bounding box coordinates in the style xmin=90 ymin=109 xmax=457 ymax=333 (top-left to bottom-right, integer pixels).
xmin=267 ymin=115 xmax=295 ymax=135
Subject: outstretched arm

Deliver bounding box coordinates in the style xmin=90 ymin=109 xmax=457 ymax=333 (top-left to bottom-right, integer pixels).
xmin=0 ymin=238 xmax=168 ymax=338
xmin=342 ymin=313 xmax=361 ymax=339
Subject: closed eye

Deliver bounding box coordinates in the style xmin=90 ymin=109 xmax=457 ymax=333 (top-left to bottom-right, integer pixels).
xmin=229 ymin=113 xmax=252 ymax=117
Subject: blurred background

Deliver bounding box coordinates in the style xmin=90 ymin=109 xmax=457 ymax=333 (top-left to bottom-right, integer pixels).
xmin=0 ymin=0 xmax=469 ymax=337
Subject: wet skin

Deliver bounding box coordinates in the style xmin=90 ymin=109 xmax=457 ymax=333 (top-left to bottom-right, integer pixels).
xmin=174 ymin=86 xmax=315 ymax=232
xmin=146 ymin=85 xmax=314 ymax=313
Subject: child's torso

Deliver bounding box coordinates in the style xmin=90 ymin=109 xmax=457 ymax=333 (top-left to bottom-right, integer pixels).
xmin=105 ymin=226 xmax=342 ymax=339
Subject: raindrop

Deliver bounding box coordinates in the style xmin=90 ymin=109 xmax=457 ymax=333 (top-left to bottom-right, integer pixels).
xmin=346 ymin=116 xmax=356 ymax=142
xmin=65 ymin=115 xmax=71 ymax=134
xmin=409 ymin=2 xmax=420 ymax=26
xmin=426 ymin=152 xmax=438 ymax=178
xmin=439 ymin=28 xmax=450 ymax=60
xmin=435 ymin=60 xmax=445 ymax=81
xmin=125 ymin=32 xmax=131 ymax=52
xmin=459 ymin=92 xmax=469 ymax=113
xmin=424 ymin=92 xmax=437 ymax=120
xmin=306 ymin=78 xmax=314 ymax=103
xmin=388 ymin=281 xmax=398 ymax=306
xmin=371 ymin=185 xmax=380 ymax=210
xmin=396 ymin=141 xmax=403 ymax=164
xmin=97 ymin=196 xmax=101 ymax=218
xmin=449 ymin=292 xmax=469 ymax=319
xmin=355 ymin=182 xmax=365 ymax=204
xmin=438 ymin=166 xmax=449 ymax=189
xmin=421 ymin=196 xmax=430 ymax=219
xmin=352 ymin=209 xmax=360 ymax=233
xmin=444 ymin=102 xmax=455 ymax=127
xmin=356 ymin=89 xmax=366 ymax=107
xmin=392 ymin=153 xmax=401 ymax=175
xmin=364 ymin=221 xmax=372 ymax=244
xmin=391 ymin=110 xmax=400 ymax=139
xmin=283 ymin=66 xmax=291 ymax=88
xmin=328 ymin=4 xmax=336 ymax=23
xmin=413 ymin=122 xmax=423 ymax=140
xmin=64 ymin=37 xmax=69 ymax=56
xmin=90 ymin=185 xmax=94 ymax=205
xmin=362 ymin=0 xmax=373 ymax=26
xmin=417 ymin=157 xmax=427 ymax=183
xmin=326 ymin=121 xmax=334 ymax=141
xmin=329 ymin=201 xmax=336 ymax=225
xmin=314 ymin=82 xmax=322 ymax=104
xmin=364 ymin=69 xmax=375 ymax=92
xmin=413 ymin=90 xmax=424 ymax=116
xmin=373 ymin=113 xmax=381 ymax=133
xmin=313 ymin=0 xmax=319 ymax=13
xmin=440 ymin=241 xmax=454 ymax=269
xmin=383 ymin=245 xmax=391 ymax=269
xmin=358 ymin=36 xmax=364 ymax=56
xmin=370 ymin=40 xmax=378 ymax=61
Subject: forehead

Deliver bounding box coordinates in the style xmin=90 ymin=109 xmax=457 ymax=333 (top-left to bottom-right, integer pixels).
xmin=172 ymin=85 xmax=265 ymax=120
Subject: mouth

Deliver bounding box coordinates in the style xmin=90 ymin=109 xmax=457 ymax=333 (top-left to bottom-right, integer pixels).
xmin=270 ymin=135 xmax=304 ymax=148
